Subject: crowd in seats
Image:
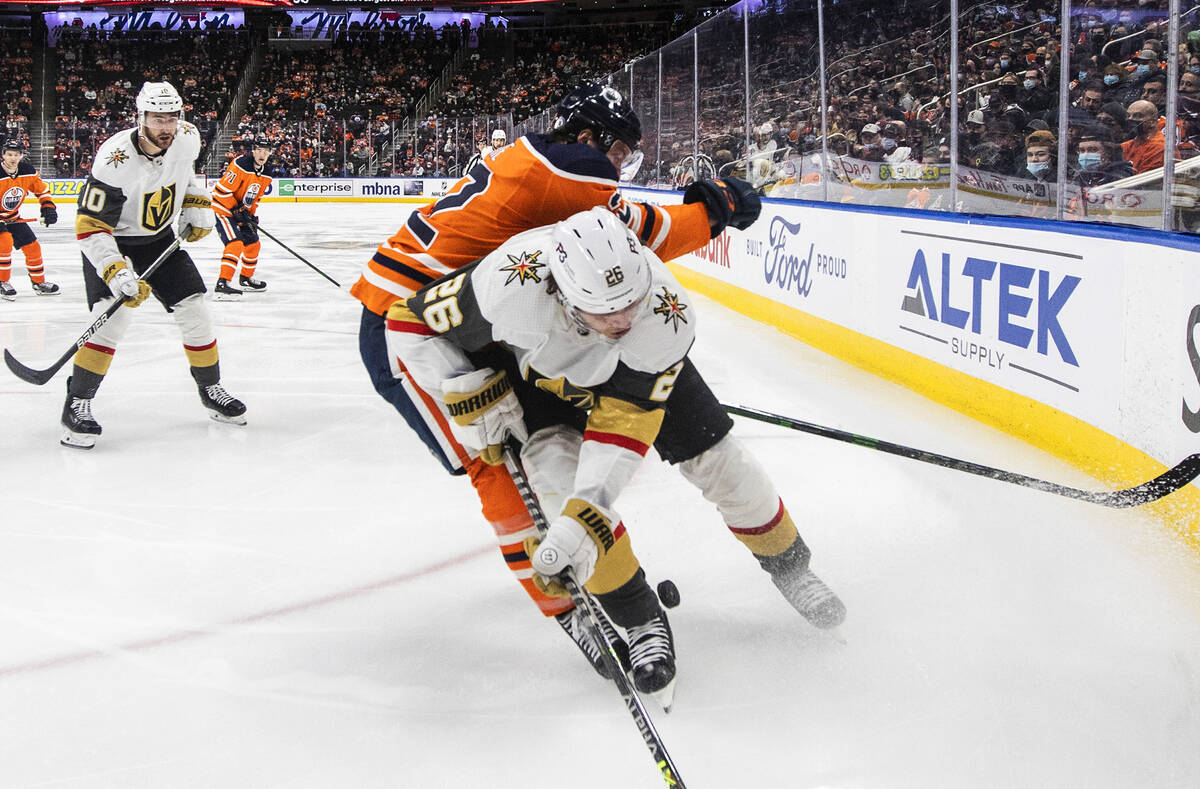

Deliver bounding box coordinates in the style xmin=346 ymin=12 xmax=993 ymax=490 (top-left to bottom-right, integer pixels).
xmin=234 ymin=22 xmax=455 ymax=177
xmin=1 ymin=28 xmax=35 ymax=151
xmin=50 ymin=24 xmax=247 ymax=177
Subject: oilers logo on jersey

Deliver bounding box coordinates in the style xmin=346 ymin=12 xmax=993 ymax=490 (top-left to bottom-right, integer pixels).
xmin=2 ymin=186 xmax=23 ymax=212
xmin=500 ymin=249 xmax=545 ymax=285
xmin=243 ymin=183 xmax=261 ymax=206
xmin=653 ymin=286 xmax=689 ymax=332
xmin=141 ymin=184 xmax=176 ymax=232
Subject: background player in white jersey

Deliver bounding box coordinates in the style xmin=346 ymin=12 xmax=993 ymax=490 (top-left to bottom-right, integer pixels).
xmin=388 ymin=208 xmax=846 ymax=704
xmin=63 ymin=81 xmax=246 ymax=449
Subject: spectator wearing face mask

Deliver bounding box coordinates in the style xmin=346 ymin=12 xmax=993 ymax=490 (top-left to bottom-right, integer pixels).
xmin=1018 ymin=68 xmax=1053 ymax=114
xmin=1122 ymin=99 xmax=1166 ymax=174
xmin=879 ymin=121 xmax=913 ymax=164
xmin=856 ymin=122 xmax=884 ymax=162
xmin=1018 ymin=130 xmax=1056 ymax=182
xmin=1073 ymin=125 xmax=1133 ymax=188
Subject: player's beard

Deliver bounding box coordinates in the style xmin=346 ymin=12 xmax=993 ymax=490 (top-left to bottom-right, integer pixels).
xmin=141 ymin=126 xmax=176 ymax=152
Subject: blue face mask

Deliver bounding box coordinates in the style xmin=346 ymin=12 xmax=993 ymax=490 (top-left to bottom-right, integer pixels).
xmin=1078 ymin=152 xmax=1102 ymax=169
xmin=1136 ymin=64 xmax=1151 ymax=76
xmin=1191 ymin=67 xmax=1200 ymax=75
xmin=1026 ymin=160 xmax=1050 ymax=175
xmin=1023 ymin=79 xmax=1037 ymax=90
xmin=1104 ymin=74 xmax=1120 ymax=86
xmin=881 ymin=137 xmax=897 ymax=151
xmin=1078 ymin=71 xmax=1089 ymax=81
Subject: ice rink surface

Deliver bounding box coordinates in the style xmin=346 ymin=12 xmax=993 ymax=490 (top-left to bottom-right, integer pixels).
xmin=2 ymin=202 xmax=1199 ymax=788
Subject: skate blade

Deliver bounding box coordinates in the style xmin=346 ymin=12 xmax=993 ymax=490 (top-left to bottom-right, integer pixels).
xmin=823 ymin=626 xmax=847 ymax=646
xmin=213 ymin=294 xmax=242 ymax=302
xmin=60 ymin=431 xmax=97 ymax=449
xmin=34 ymin=290 xmax=61 ymax=297
xmin=208 ymin=411 xmax=248 ymax=426
xmin=647 ymin=677 xmax=677 ymax=713
xmin=0 ymin=294 xmax=14 ymax=302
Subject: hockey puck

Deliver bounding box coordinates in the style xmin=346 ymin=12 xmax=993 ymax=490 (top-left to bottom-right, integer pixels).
xmin=656 ymin=579 xmax=681 ymax=608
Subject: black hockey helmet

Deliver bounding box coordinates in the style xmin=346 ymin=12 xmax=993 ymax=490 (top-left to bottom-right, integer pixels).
xmin=553 ymin=83 xmax=641 ymax=153
xmin=251 ymin=133 xmax=275 ymax=151
xmin=2 ymin=139 xmax=23 ymax=153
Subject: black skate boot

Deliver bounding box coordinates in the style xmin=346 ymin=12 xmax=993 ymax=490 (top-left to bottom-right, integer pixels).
xmin=626 ymin=610 xmax=677 ymax=710
xmin=555 ymin=604 xmax=631 ymax=681
xmin=214 ymin=278 xmax=241 ymax=300
xmin=61 ymin=387 xmax=102 ymax=449
xmin=238 ymin=274 xmax=266 ymax=292
xmin=199 ymin=383 xmax=247 ymax=425
xmin=32 ymin=281 xmax=60 ymax=296
xmin=0 ymin=280 xmax=15 ymax=300
xmin=758 ymin=538 xmax=846 ymax=630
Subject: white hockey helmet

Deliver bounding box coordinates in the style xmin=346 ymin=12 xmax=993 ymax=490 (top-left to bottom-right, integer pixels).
xmin=491 ymin=128 xmax=507 ymax=144
xmin=136 ymin=81 xmax=183 ymax=120
xmin=550 ymin=207 xmax=652 ymax=315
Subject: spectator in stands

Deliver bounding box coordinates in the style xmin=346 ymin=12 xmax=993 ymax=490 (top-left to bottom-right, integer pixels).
xmin=1017 ymin=129 xmax=1056 ymax=182
xmin=1074 ymin=126 xmax=1133 ymax=188
xmin=1141 ymin=74 xmax=1168 ymax=116
xmin=1123 ymin=99 xmax=1166 ymax=175
xmin=1076 ymin=80 xmax=1106 ymax=117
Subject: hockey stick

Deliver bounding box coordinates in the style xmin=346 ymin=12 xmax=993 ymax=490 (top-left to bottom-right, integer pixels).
xmin=501 ymin=439 xmax=687 ymax=789
xmin=254 ymin=222 xmax=342 ymax=288
xmin=4 ymin=238 xmax=181 ymax=386
xmin=724 ymin=403 xmax=1200 ymax=508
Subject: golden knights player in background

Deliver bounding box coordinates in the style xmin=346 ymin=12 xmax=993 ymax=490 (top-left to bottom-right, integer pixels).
xmin=0 ymin=138 xmax=59 ymax=299
xmin=211 ymin=133 xmax=274 ymax=298
xmin=63 ymin=81 xmax=246 ymax=449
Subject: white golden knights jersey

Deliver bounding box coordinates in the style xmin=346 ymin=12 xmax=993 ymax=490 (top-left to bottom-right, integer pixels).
xmin=389 ymin=224 xmax=697 ymax=509
xmin=75 ymin=123 xmax=205 ymax=269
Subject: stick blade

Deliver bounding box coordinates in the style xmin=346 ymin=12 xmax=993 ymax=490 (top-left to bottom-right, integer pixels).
xmin=1101 ymin=454 xmax=1200 ymax=507
xmin=4 ymin=348 xmax=56 ymax=386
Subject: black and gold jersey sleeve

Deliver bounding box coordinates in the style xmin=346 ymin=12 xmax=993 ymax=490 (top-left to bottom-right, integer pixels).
xmin=405 ymin=261 xmax=496 ymax=352
xmin=75 ymin=176 xmax=127 ymax=236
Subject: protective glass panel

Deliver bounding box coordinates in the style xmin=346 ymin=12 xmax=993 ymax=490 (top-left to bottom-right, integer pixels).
xmin=696 ymin=5 xmax=746 ymax=183
xmin=745 ymin=0 xmax=818 ymax=195
xmin=818 ymin=0 xmax=951 ymax=208
xmin=660 ymin=34 xmax=698 ymax=188
xmin=630 ymin=55 xmax=660 ymax=186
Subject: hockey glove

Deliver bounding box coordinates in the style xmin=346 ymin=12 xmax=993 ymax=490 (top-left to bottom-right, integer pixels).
xmin=442 ymin=367 xmax=528 ymax=465
xmin=233 ymin=209 xmax=259 ymax=245
xmin=40 ymin=203 xmax=58 ymax=226
xmin=102 ymin=257 xmax=151 ymax=308
xmin=683 ymin=176 xmax=761 ymax=238
xmin=179 ymin=194 xmax=214 ymax=242
xmin=525 ymin=498 xmax=617 ymax=594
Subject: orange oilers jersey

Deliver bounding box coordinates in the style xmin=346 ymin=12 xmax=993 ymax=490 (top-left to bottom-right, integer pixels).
xmin=0 ymin=160 xmax=53 ymax=222
xmin=350 ymin=133 xmax=713 ymax=316
xmin=211 ymin=153 xmax=272 ymax=218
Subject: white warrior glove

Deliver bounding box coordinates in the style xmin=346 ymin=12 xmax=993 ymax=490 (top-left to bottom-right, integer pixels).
xmin=441 ymin=367 xmax=527 ymax=465
xmin=101 ymin=257 xmax=151 ymax=308
xmin=526 ymin=498 xmax=618 ymax=596
xmin=179 ymin=194 xmax=215 ymax=242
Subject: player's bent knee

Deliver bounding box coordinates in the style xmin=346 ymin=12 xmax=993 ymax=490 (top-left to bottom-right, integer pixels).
xmin=521 ymin=425 xmax=582 ymax=518
xmin=678 ymin=433 xmax=781 ymax=527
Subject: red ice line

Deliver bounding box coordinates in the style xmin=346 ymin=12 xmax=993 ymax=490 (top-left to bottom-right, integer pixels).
xmin=0 ymin=544 xmax=493 ymax=678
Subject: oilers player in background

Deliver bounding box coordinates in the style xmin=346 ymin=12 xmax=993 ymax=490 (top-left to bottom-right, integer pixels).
xmin=211 ymin=133 xmax=274 ymax=298
xmin=353 ymin=83 xmax=843 ymax=695
xmin=0 ymin=139 xmax=59 ymax=300
xmin=63 ymin=81 xmax=246 ymax=449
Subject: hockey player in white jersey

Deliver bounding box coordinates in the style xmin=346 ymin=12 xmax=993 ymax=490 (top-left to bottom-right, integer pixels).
xmin=388 ymin=207 xmax=845 ymax=705
xmin=63 ymin=81 xmax=246 ymax=448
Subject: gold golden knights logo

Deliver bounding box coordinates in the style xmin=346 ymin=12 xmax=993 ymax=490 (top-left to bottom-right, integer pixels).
xmin=528 ymin=367 xmax=595 ymax=409
xmin=140 ymin=184 xmax=176 ymax=232
xmin=500 ymin=249 xmax=545 ymax=286
xmin=653 ymin=286 xmax=689 ymax=333
xmin=105 ymin=147 xmax=129 ymax=167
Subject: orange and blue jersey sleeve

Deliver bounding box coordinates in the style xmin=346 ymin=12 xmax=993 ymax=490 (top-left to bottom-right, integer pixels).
xmin=211 ymin=160 xmax=249 ymax=217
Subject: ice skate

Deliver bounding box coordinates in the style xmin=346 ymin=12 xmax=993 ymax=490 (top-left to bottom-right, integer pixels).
xmin=555 ymin=604 xmax=630 ymax=680
xmin=213 ymin=278 xmax=241 ymax=300
xmin=32 ymin=281 xmax=60 ymax=296
xmin=199 ymin=383 xmax=247 ymax=425
xmin=771 ymin=564 xmax=846 ymax=631
xmin=626 ymin=610 xmax=677 ymax=711
xmin=61 ymin=389 xmax=101 ymax=449
xmin=238 ymin=274 xmax=266 ymax=292
xmin=0 ymin=281 xmax=15 ymax=301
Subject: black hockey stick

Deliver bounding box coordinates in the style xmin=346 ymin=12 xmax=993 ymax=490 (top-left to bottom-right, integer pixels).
xmin=4 ymin=238 xmax=181 ymax=386
xmin=502 ymin=439 xmax=687 ymax=789
xmin=254 ymin=223 xmax=342 ymax=288
xmin=724 ymin=403 xmax=1200 ymax=508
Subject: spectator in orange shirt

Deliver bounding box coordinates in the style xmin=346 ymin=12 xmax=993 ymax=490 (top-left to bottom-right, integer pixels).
xmin=1122 ymin=100 xmax=1165 ymax=174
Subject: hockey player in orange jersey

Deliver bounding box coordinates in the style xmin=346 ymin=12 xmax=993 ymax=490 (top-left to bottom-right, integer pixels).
xmin=1 ymin=139 xmax=59 ymax=299
xmin=353 ymin=84 xmax=844 ymax=688
xmin=211 ymin=133 xmax=273 ymax=298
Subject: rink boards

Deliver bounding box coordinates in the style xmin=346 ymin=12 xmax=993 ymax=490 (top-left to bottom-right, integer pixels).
xmin=29 ymin=177 xmax=1200 ymax=543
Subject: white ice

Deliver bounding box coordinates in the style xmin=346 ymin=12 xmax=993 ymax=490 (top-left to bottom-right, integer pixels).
xmin=1 ymin=202 xmax=1198 ymax=789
